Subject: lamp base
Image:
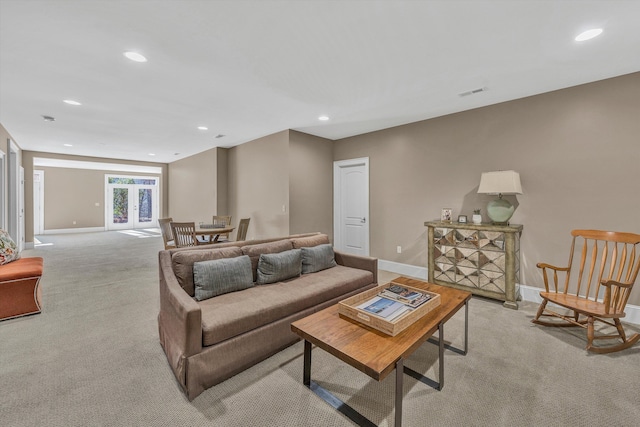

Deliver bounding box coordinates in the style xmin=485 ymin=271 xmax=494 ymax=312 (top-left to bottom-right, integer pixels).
xmin=486 ymin=198 xmax=515 ymax=225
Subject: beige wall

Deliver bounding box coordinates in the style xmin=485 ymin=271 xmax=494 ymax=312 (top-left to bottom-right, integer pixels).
xmin=216 ymin=148 xmax=229 ymax=216
xmin=168 ymin=148 xmax=218 ymax=223
xmin=227 ymin=130 xmax=290 ymax=239
xmin=22 ymin=151 xmax=168 ymax=242
xmin=37 ymin=167 xmax=105 ymax=229
xmin=171 ymin=131 xmax=333 ymax=241
xmin=289 ymin=130 xmax=333 ymax=238
xmin=334 ymin=71 xmax=640 ymax=304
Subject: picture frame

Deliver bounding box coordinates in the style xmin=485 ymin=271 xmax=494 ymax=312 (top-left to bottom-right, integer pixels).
xmin=441 ymin=208 xmax=452 ymax=222
xmin=458 ymin=215 xmax=467 ymax=223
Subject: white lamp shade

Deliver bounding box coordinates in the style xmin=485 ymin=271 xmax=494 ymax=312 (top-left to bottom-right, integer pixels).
xmin=477 ymin=170 xmax=522 ymax=195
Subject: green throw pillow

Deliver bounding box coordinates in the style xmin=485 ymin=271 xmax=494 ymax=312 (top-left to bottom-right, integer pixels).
xmin=193 ymin=255 xmax=254 ymax=301
xmin=256 ymin=249 xmax=302 ymax=284
xmin=301 ymin=244 xmax=337 ymax=274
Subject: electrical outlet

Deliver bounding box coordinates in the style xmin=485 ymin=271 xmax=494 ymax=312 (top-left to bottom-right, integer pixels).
xmin=397 ymin=246 xmax=402 ymax=254
xmin=73 ymin=221 xmax=77 ymax=225
xmin=282 ymin=205 xmax=286 ymax=213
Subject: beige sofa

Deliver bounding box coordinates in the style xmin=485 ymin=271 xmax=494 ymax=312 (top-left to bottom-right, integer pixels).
xmin=158 ymin=232 xmax=377 ymax=400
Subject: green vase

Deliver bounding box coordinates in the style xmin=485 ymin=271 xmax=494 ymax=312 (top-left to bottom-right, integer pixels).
xmin=486 ymin=198 xmax=515 ymax=224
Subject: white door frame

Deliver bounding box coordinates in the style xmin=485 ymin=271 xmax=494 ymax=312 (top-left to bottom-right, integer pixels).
xmin=8 ymin=140 xmax=21 ymax=248
xmin=0 ymin=150 xmax=5 ymax=230
xmin=33 ymin=170 xmax=45 ymax=235
xmin=333 ymin=157 xmax=370 ymax=256
xmin=19 ymin=166 xmax=24 ymax=250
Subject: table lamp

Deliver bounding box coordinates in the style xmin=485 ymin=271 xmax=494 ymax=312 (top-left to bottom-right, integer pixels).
xmin=477 ymin=170 xmax=522 ymax=224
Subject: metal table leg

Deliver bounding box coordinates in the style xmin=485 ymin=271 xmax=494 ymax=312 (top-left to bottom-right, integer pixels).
xmin=303 ymin=340 xmax=376 ymax=427
xmin=395 ymin=358 xmax=404 ymax=427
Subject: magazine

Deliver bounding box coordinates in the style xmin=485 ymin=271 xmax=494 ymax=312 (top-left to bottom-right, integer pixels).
xmin=385 ymin=305 xmax=412 ymax=321
xmin=357 ymin=296 xmax=406 ymax=319
xmin=381 ymin=284 xmax=431 ymax=308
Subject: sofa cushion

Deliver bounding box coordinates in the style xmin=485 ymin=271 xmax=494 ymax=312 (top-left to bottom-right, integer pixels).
xmin=301 ymin=244 xmax=337 ymax=274
xmin=172 ymin=246 xmax=244 ymax=296
xmin=291 ymin=233 xmax=330 ymax=249
xmin=194 ymin=255 xmax=254 ymax=301
xmin=242 ymin=240 xmax=294 ymax=281
xmin=257 ymin=249 xmax=302 ymax=285
xmin=199 ymin=265 xmax=374 ymax=346
xmin=0 ymin=229 xmax=20 ymax=266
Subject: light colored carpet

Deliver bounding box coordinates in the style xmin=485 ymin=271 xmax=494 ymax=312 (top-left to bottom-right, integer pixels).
xmin=1 ymin=230 xmax=639 ymax=426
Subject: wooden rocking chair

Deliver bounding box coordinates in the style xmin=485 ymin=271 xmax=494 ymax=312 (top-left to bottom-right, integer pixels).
xmin=532 ymin=229 xmax=640 ymax=353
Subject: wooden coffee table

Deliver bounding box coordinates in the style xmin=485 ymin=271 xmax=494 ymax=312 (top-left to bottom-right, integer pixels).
xmin=290 ymin=276 xmax=471 ymax=427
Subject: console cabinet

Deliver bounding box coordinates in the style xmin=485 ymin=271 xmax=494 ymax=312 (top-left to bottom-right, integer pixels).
xmin=424 ymin=221 xmax=523 ymax=309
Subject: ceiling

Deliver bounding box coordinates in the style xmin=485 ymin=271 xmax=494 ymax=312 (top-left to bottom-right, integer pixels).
xmin=1 ymin=1 xmax=639 ymax=164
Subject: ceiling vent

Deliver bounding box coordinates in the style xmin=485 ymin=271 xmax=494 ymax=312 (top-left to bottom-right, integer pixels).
xmin=42 ymin=115 xmax=56 ymax=122
xmin=215 ymin=134 xmax=225 ymax=139
xmin=458 ymin=87 xmax=488 ymax=97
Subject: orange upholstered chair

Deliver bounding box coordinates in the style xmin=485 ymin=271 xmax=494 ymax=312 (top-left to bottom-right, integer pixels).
xmin=0 ymin=257 xmax=44 ymax=320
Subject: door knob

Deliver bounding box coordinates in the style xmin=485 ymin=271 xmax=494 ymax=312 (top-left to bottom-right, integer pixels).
xmin=361 ymin=217 xmax=366 ymax=223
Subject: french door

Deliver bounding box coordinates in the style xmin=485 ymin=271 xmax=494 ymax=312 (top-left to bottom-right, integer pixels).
xmin=106 ymin=176 xmax=158 ymax=230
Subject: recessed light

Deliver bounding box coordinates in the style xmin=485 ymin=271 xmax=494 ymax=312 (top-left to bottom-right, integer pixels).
xmin=575 ymin=28 xmax=603 ymax=42
xmin=123 ymin=51 xmax=148 ymax=62
xmin=148 ymin=153 xmax=156 ymax=156
xmin=197 ymin=126 xmax=208 ymax=130
xmin=63 ymin=99 xmax=81 ymax=106
xmin=63 ymin=143 xmax=73 ymax=147
xmin=318 ymin=115 xmax=330 ymax=121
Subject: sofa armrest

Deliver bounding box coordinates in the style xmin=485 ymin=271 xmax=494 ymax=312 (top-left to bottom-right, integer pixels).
xmin=334 ymin=250 xmax=378 ymax=284
xmin=158 ymin=251 xmax=202 ymax=375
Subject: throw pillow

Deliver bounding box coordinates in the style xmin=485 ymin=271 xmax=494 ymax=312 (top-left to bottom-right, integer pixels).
xmin=193 ymin=255 xmax=254 ymax=301
xmin=172 ymin=246 xmax=244 ymax=297
xmin=242 ymin=240 xmax=294 ymax=282
xmin=0 ymin=229 xmax=20 ymax=266
xmin=301 ymin=244 xmax=337 ymax=274
xmin=291 ymin=234 xmax=330 ymax=249
xmin=256 ymin=249 xmax=302 ymax=285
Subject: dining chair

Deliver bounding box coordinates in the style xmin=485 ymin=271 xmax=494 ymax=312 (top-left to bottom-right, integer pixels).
xmin=158 ymin=218 xmax=176 ymax=250
xmin=212 ymin=215 xmax=232 ymax=240
xmin=170 ymin=222 xmax=200 ymax=248
xmin=236 ymin=218 xmax=250 ymax=242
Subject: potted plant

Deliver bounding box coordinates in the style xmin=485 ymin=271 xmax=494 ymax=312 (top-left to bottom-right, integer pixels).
xmin=472 ymin=208 xmax=482 ymax=224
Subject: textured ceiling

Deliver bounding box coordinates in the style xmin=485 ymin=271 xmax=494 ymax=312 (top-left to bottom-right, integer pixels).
xmin=1 ymin=0 xmax=639 ymax=163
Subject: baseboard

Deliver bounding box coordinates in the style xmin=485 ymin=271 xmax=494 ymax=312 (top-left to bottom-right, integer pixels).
xmin=43 ymin=226 xmax=106 ymax=235
xmin=378 ymin=259 xmax=427 ymax=280
xmin=379 ymin=260 xmax=640 ymax=326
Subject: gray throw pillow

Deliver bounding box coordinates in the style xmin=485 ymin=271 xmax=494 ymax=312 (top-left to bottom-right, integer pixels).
xmin=257 ymin=249 xmax=302 ymax=284
xmin=193 ymin=255 xmax=254 ymax=301
xmin=301 ymin=244 xmax=337 ymax=274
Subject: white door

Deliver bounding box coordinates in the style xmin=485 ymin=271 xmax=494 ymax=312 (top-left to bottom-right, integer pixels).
xmin=107 ymin=185 xmax=134 ymax=230
xmin=19 ymin=167 xmax=24 ymax=250
xmin=134 ymin=185 xmax=157 ymax=228
xmin=334 ymin=158 xmax=369 ymax=256
xmin=106 ymin=183 xmax=158 ymax=230
xmin=33 ymin=171 xmax=44 ymax=235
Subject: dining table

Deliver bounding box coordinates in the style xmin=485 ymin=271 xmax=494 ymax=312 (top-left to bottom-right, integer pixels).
xmin=194 ymin=224 xmax=235 ymax=243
